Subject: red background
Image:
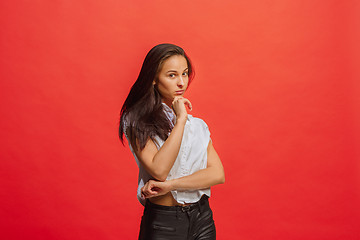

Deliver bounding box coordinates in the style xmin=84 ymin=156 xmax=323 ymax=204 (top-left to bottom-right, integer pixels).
xmin=1 ymin=1 xmax=359 ymax=239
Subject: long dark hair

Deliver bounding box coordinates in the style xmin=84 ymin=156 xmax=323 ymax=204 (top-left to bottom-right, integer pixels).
xmin=119 ymin=43 xmax=194 ymax=151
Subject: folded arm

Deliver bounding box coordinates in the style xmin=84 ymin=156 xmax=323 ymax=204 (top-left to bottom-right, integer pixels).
xmin=132 ymin=97 xmax=192 ymax=182
xmin=141 ymin=140 xmax=225 ymax=199
xmin=134 ymin=118 xmax=187 ymax=182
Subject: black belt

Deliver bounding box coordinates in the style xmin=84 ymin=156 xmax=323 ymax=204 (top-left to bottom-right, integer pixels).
xmin=146 ymin=195 xmax=209 ymax=212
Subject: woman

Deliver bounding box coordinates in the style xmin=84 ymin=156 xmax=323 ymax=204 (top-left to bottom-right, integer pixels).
xmin=119 ymin=43 xmax=225 ymax=239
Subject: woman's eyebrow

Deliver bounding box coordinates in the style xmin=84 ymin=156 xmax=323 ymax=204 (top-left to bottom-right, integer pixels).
xmin=166 ymin=68 xmax=188 ymax=73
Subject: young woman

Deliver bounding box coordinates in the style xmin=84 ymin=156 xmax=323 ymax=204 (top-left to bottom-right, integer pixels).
xmin=119 ymin=43 xmax=225 ymax=239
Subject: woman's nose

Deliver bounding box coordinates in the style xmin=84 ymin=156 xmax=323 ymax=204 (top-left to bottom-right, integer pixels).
xmin=177 ymin=76 xmax=184 ymax=87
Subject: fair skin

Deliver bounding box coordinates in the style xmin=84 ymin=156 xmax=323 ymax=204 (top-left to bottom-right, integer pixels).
xmin=134 ymin=55 xmax=225 ymax=206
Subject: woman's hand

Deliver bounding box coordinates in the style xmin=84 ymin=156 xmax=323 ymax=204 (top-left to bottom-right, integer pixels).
xmin=141 ymin=179 xmax=173 ymax=199
xmin=172 ymin=97 xmax=192 ymax=122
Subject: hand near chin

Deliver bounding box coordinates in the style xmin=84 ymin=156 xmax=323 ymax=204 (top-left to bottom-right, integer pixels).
xmin=141 ymin=179 xmax=172 ymax=199
xmin=172 ymin=96 xmax=192 ymax=122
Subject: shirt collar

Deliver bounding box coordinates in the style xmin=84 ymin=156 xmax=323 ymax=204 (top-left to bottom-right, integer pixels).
xmin=161 ymin=102 xmax=192 ymax=124
xmin=161 ymin=102 xmax=175 ymax=125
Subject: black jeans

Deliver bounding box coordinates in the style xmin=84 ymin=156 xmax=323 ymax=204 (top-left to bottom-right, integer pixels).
xmin=138 ymin=195 xmax=216 ymax=240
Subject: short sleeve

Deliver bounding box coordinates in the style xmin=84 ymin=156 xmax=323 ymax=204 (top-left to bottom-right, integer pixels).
xmin=201 ymin=118 xmax=211 ymax=138
xmin=193 ymin=117 xmax=211 ymax=147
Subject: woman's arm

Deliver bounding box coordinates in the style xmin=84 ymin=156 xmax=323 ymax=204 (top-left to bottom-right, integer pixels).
xmin=134 ymin=97 xmax=191 ymax=182
xmin=141 ymin=140 xmax=225 ymax=199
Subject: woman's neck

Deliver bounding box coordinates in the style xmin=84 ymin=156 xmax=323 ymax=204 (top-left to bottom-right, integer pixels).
xmin=162 ymin=100 xmax=173 ymax=110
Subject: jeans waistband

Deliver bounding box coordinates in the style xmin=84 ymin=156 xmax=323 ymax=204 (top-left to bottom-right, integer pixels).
xmin=145 ymin=195 xmax=209 ymax=212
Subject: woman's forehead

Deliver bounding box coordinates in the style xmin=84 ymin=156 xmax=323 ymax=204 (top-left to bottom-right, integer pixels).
xmin=161 ymin=55 xmax=188 ymax=71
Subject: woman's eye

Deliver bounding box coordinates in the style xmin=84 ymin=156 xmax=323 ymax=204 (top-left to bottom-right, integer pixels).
xmin=169 ymin=74 xmax=175 ymax=78
xmin=182 ymin=72 xmax=188 ymax=76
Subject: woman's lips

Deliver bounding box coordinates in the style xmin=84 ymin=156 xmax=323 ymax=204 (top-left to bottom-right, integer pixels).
xmin=175 ymin=90 xmax=184 ymax=95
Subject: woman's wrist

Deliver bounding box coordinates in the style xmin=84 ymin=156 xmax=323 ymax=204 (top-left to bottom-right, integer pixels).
xmin=175 ymin=116 xmax=187 ymax=125
xmin=167 ymin=179 xmax=176 ymax=191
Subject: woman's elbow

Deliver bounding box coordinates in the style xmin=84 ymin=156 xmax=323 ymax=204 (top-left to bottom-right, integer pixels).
xmin=214 ymin=169 xmax=225 ymax=185
xmin=218 ymin=172 xmax=225 ymax=184
xmin=208 ymin=163 xmax=225 ymax=185
xmin=152 ymin=173 xmax=167 ymax=182
xmin=152 ymin=169 xmax=169 ymax=182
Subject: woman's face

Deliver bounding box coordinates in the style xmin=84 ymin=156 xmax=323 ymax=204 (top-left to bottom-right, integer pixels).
xmin=154 ymin=55 xmax=189 ymax=107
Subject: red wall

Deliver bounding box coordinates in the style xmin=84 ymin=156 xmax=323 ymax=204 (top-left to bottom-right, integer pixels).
xmin=1 ymin=1 xmax=359 ymax=239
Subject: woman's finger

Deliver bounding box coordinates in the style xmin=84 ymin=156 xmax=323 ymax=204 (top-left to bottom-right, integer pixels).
xmin=143 ymin=181 xmax=158 ymax=195
xmin=181 ymin=98 xmax=192 ymax=111
xmin=172 ymin=96 xmax=183 ymax=106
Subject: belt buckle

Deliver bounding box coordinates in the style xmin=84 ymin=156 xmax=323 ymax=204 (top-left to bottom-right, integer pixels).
xmin=181 ymin=205 xmax=191 ymax=212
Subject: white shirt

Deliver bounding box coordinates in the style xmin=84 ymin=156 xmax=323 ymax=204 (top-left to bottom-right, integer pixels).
xmin=123 ymin=103 xmax=211 ymax=206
